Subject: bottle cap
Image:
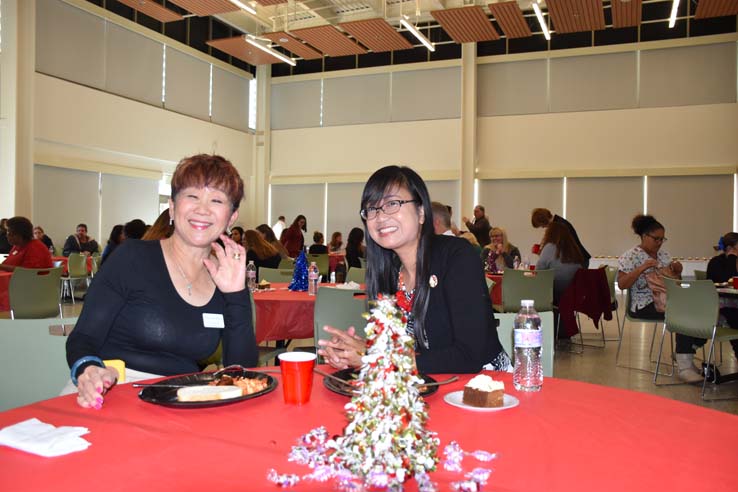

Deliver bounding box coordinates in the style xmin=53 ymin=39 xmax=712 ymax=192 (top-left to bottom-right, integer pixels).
xmin=521 ymin=299 xmax=534 ymax=307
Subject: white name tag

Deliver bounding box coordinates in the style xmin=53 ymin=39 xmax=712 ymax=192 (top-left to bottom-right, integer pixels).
xmin=202 ymin=313 xmax=225 ymax=329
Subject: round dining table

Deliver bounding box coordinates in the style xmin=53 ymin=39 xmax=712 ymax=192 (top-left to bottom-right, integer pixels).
xmin=1 ymin=370 xmax=736 ymax=491
xmin=252 ymin=282 xmax=317 ymax=343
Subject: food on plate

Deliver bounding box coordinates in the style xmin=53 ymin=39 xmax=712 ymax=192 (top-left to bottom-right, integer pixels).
xmin=462 ymin=374 xmax=504 ymax=408
xmin=257 ymin=279 xmax=271 ymax=290
xmin=177 ymin=385 xmax=243 ymax=402
xmin=210 ymin=374 xmax=269 ymax=395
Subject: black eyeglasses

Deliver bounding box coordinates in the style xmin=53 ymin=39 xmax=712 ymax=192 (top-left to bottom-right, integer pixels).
xmin=360 ymin=200 xmax=418 ymax=220
xmin=646 ymin=234 xmax=667 ymax=243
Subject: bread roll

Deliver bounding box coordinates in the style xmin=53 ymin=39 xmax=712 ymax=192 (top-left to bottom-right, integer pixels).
xmin=176 ymin=385 xmax=243 ymax=402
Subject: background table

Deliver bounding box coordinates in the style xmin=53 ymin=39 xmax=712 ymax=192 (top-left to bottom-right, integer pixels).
xmin=253 ymin=283 xmax=316 ymax=343
xmin=487 ymin=273 xmax=502 ymax=306
xmin=0 ymin=272 xmax=12 ymax=312
xmin=1 ymin=370 xmax=736 ymax=491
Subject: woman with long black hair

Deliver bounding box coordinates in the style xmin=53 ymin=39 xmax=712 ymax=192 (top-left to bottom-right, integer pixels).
xmin=318 ymin=165 xmax=509 ymax=373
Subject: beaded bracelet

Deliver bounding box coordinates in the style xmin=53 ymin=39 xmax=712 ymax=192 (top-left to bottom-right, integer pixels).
xmin=70 ymin=356 xmax=105 ymax=386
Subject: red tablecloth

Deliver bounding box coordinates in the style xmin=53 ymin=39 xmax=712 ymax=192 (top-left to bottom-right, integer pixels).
xmin=253 ymin=283 xmax=316 ymax=342
xmin=487 ymin=273 xmax=502 ymax=306
xmin=0 ymin=271 xmax=12 ymax=312
xmin=1 ymin=370 xmax=736 ymax=491
xmin=329 ymin=253 xmax=345 ymax=272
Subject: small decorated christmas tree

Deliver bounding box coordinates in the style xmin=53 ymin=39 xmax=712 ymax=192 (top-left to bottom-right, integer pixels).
xmin=288 ymin=250 xmax=308 ymax=291
xmin=329 ymin=295 xmax=439 ymax=488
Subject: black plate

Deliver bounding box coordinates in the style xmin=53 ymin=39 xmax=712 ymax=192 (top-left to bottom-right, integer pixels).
xmin=322 ymin=368 xmax=438 ymax=397
xmin=137 ymin=369 xmax=277 ymax=408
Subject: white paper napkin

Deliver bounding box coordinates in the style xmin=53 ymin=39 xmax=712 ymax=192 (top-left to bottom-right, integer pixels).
xmin=0 ymin=418 xmax=91 ymax=457
xmin=335 ymin=281 xmax=361 ymax=290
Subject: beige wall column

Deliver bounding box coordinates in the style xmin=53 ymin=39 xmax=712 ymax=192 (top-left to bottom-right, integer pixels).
xmin=459 ymin=43 xmax=477 ymax=221
xmin=14 ymin=0 xmax=36 ymax=217
xmin=249 ymin=64 xmax=271 ymax=227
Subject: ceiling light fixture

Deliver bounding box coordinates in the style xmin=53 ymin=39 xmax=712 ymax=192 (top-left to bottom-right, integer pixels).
xmin=228 ymin=0 xmax=257 ymax=16
xmin=532 ymin=1 xmax=550 ymax=41
xmin=668 ymin=0 xmax=680 ymax=28
xmin=244 ymin=36 xmax=296 ymax=66
xmin=400 ymin=19 xmax=435 ymax=52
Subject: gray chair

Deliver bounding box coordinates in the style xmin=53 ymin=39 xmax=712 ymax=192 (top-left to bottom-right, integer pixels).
xmin=346 ymin=267 xmax=366 ymax=284
xmin=655 ymin=278 xmax=738 ymax=399
xmin=259 ymin=267 xmax=294 ymax=283
xmin=278 ymin=258 xmax=294 ymax=270
xmin=495 ymin=311 xmax=554 ymax=377
xmin=616 ymin=288 xmax=673 ymax=376
xmin=9 ymin=267 xmax=64 ymax=321
xmin=313 ymin=287 xmax=367 ymax=363
xmin=307 ymin=254 xmax=329 ymax=278
xmin=61 ymin=254 xmax=89 ymax=304
xmin=501 ymin=269 xmax=554 ymax=313
xmin=694 ymin=270 xmax=707 ymax=280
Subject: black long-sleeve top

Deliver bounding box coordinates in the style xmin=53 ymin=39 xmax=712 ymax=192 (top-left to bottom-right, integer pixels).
xmin=414 ymin=235 xmax=509 ymax=373
xmin=706 ymin=253 xmax=738 ymax=283
xmin=66 ymin=239 xmax=257 ymax=377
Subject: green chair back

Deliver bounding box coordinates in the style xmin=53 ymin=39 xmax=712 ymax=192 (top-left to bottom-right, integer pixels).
xmin=346 ymin=267 xmax=366 ymax=284
xmin=67 ymin=254 xmax=88 ymax=278
xmin=9 ymin=267 xmax=63 ymax=319
xmin=495 ymin=311 xmax=554 ymax=377
xmin=278 ymin=258 xmax=294 ymax=270
xmin=694 ymin=270 xmax=707 ymax=280
xmin=664 ymin=278 xmax=718 ymax=339
xmin=259 ymin=267 xmax=294 ymax=283
xmin=485 ymin=277 xmax=496 ymax=294
xmin=314 ymin=287 xmax=367 ymax=362
xmin=307 ymin=254 xmax=329 ymax=277
xmin=358 ymin=257 xmax=367 ymax=269
xmin=501 ymin=269 xmax=554 ymax=313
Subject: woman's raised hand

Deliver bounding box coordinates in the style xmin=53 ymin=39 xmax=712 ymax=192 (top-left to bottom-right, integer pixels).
xmin=205 ymin=234 xmax=247 ymax=293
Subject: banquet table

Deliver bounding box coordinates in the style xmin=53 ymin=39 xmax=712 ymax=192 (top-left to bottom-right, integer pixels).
xmin=253 ymin=283 xmax=316 ymax=343
xmin=487 ymin=273 xmax=502 ymax=306
xmin=0 ymin=271 xmax=12 ymax=312
xmin=1 ymin=370 xmax=736 ymax=491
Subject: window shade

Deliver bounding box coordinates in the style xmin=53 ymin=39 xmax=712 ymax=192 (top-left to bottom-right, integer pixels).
xmin=211 ymin=67 xmax=250 ymax=131
xmin=101 ymin=174 xmax=160 ymax=243
xmin=326 ymin=183 xmax=364 ymax=242
xmin=323 ymin=74 xmax=390 ymax=126
xmin=477 ymin=60 xmax=547 ymax=116
xmin=270 ymin=80 xmax=322 ymax=130
xmin=164 ymin=48 xmax=211 ymax=120
xmin=391 ymin=67 xmax=461 ymax=121
xmin=105 ymin=23 xmax=163 ymax=107
xmin=271 ymin=184 xmax=325 ymax=239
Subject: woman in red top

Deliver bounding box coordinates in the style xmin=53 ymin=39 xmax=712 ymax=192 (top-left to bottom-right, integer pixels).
xmin=280 ymin=215 xmax=306 ymax=258
xmin=0 ymin=217 xmax=53 ymax=271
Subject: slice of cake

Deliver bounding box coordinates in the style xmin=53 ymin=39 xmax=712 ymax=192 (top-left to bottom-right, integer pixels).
xmin=257 ymin=279 xmax=271 ymax=290
xmin=462 ymin=374 xmax=505 ymax=408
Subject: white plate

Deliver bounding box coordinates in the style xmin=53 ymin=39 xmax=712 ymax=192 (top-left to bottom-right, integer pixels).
xmin=443 ymin=390 xmax=519 ymax=412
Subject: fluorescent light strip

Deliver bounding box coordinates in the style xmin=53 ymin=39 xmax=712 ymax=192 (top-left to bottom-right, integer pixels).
xmin=562 ymin=177 xmax=567 ymax=218
xmin=532 ymin=2 xmax=550 ymax=41
xmin=643 ymin=175 xmax=648 ymax=214
xmin=228 ymin=0 xmax=257 ymax=16
xmin=400 ymin=19 xmax=435 ymax=52
xmin=668 ymin=0 xmax=680 ymax=28
xmin=244 ymin=37 xmax=296 ymax=66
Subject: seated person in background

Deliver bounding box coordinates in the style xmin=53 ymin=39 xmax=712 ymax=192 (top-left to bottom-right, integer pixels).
xmin=100 ymin=225 xmax=124 ymax=265
xmin=617 ymin=215 xmax=693 ymax=381
xmin=318 ymin=165 xmax=510 ymax=374
xmin=124 ymin=219 xmax=147 ymax=240
xmin=536 ymin=221 xmax=584 ymax=305
xmin=142 ymin=208 xmax=174 ymax=241
xmin=33 ymin=226 xmax=55 ymax=253
xmin=701 ymin=232 xmax=738 ymax=362
xmin=531 ymin=208 xmax=590 ymax=267
xmin=308 ymin=231 xmax=329 ymax=255
xmin=256 ymin=224 xmax=291 ymax=260
xmin=230 ymin=226 xmax=244 ymax=247
xmin=63 ymin=223 xmax=99 ymax=257
xmin=482 ymin=227 xmax=521 ymax=273
xmin=65 ymin=154 xmax=257 ymax=409
xmin=431 ymin=201 xmax=454 ymax=236
xmin=0 ymin=217 xmax=54 ymax=272
xmin=244 ymin=229 xmax=281 ymax=276
xmin=328 ymin=231 xmax=343 ymax=253
xmin=345 ymin=227 xmax=366 ymax=268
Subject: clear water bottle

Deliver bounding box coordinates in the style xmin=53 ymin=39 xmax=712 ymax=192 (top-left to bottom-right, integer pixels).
xmin=513 ymin=255 xmax=521 ymax=270
xmin=246 ymin=261 xmax=257 ymax=292
xmin=513 ymin=299 xmax=543 ymax=392
xmin=308 ymin=262 xmax=319 ymax=296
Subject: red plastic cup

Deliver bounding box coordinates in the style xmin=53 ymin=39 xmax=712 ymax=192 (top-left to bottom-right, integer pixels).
xmin=278 ymin=352 xmax=317 ymax=405
xmin=732 ymin=277 xmax=738 ymax=289
xmin=532 ymin=244 xmax=541 ymax=255
xmin=529 ymin=264 xmax=536 ymax=271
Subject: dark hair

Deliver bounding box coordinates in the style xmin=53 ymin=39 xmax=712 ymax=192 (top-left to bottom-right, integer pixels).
xmin=541 ymin=222 xmax=584 ymax=265
xmin=170 ymin=154 xmax=244 ymax=211
xmin=278 ymin=215 xmax=285 ymax=221
xmin=244 ymin=229 xmax=278 ymax=259
xmin=476 ymin=205 xmax=485 ymax=214
xmin=231 ymin=226 xmax=244 ymax=240
xmin=312 ymin=231 xmax=324 ymax=244
xmin=329 ymin=231 xmax=343 ymax=250
xmin=291 ymin=215 xmax=307 ymax=232
xmin=124 ymin=219 xmax=147 ymax=240
xmin=361 ymin=165 xmax=434 ymax=349
xmin=346 ymin=227 xmax=364 ymax=249
xmin=142 ymin=208 xmax=173 ymax=240
xmin=7 ymin=216 xmax=34 ymax=242
xmin=722 ymin=232 xmax=738 ymax=250
xmin=631 ymin=214 xmax=664 ymax=237
xmin=77 ymin=223 xmax=88 ymax=231
xmin=531 ymin=208 xmax=553 ymax=228
xmin=107 ymin=225 xmax=124 ymax=246
xmin=256 ymin=224 xmax=278 ymax=243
